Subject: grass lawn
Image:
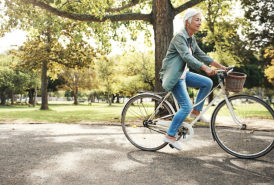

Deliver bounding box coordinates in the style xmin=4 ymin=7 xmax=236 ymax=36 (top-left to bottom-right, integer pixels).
xmin=0 ymin=101 xmax=124 ymax=124
xmin=1 ymin=100 xmax=271 ymax=124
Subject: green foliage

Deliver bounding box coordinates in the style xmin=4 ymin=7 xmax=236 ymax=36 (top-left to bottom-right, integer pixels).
xmin=241 ymin=0 xmax=274 ymax=72
xmin=119 ymin=50 xmax=155 ymax=92
xmin=197 ymin=0 xmax=244 ymax=66
xmin=264 ymin=48 xmax=274 ymax=84
xmin=264 ymin=87 xmax=274 ymax=101
xmin=0 ymin=66 xmax=14 ymax=92
xmin=234 ymin=65 xmax=265 ymax=88
xmin=1 ymin=0 xmax=207 ymax=94
xmin=1 ymin=0 xmax=152 ymax=53
xmin=57 ymin=66 xmax=96 ymax=96
xmin=95 ymin=56 xmax=117 ymax=104
xmin=0 ymin=53 xmax=40 ymax=104
xmin=2 ymin=0 xmax=101 ymax=78
xmin=0 ymin=54 xmax=34 ymax=93
xmin=241 ymin=0 xmax=274 ymax=48
xmin=94 ymin=50 xmax=155 ymax=98
xmin=48 ymin=78 xmax=64 ymax=92
xmin=10 ymin=34 xmax=99 ymax=78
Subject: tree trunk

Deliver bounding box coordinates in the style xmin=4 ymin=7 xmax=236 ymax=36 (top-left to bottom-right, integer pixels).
xmin=149 ymin=81 xmax=154 ymax=92
xmin=11 ymin=90 xmax=14 ymax=105
xmin=153 ymin=0 xmax=174 ymax=93
xmin=0 ymin=92 xmax=6 ymax=105
xmin=41 ymin=61 xmax=49 ymax=109
xmin=71 ymin=91 xmax=75 ymax=102
xmin=116 ymin=93 xmax=120 ymax=103
xmin=107 ymin=83 xmax=111 ymax=106
xmin=111 ymin=94 xmax=115 ymax=103
xmin=33 ymin=87 xmax=37 ymax=107
xmin=123 ymin=93 xmax=126 ymax=103
xmin=258 ymin=88 xmax=264 ymax=99
xmin=29 ymin=89 xmax=34 ymax=104
xmin=74 ymin=87 xmax=78 ymax=105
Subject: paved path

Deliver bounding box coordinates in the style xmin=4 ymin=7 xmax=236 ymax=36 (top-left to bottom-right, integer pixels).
xmin=0 ymin=124 xmax=274 ymax=185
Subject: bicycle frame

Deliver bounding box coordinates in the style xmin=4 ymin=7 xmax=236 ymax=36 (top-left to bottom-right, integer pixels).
xmin=149 ymin=72 xmax=243 ymax=131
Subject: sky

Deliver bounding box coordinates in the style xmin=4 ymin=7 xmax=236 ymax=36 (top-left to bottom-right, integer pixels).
xmin=0 ymin=2 xmax=243 ymax=55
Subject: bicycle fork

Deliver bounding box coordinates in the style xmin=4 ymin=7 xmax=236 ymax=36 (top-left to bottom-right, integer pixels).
xmin=220 ymin=82 xmax=244 ymax=128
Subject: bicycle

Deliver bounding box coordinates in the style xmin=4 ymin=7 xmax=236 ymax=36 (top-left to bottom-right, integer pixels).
xmin=121 ymin=66 xmax=274 ymax=159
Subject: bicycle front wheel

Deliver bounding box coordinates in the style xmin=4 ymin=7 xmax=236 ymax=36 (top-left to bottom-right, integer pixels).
xmin=211 ymin=95 xmax=274 ymax=159
xmin=121 ymin=93 xmax=174 ymax=151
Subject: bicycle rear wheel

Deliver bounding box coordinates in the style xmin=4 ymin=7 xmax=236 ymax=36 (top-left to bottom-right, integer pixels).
xmin=211 ymin=95 xmax=274 ymax=159
xmin=121 ymin=93 xmax=174 ymax=151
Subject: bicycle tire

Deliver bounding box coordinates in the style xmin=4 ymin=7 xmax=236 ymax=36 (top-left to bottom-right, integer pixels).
xmin=211 ymin=95 xmax=274 ymax=159
xmin=121 ymin=93 xmax=175 ymax=151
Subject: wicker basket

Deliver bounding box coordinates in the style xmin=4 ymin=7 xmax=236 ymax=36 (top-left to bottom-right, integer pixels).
xmin=225 ymin=72 xmax=247 ymax=93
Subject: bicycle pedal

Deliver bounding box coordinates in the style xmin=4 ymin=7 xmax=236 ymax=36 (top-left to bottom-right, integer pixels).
xmin=169 ymin=144 xmax=174 ymax=149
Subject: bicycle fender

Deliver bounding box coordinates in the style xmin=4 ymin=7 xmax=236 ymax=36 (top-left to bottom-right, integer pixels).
xmin=120 ymin=93 xmax=176 ymax=116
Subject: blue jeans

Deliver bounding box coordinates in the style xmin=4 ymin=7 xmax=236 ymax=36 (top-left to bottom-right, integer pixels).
xmin=167 ymin=72 xmax=213 ymax=136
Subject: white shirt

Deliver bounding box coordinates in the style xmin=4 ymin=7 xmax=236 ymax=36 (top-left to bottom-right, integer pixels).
xmin=180 ymin=47 xmax=192 ymax=79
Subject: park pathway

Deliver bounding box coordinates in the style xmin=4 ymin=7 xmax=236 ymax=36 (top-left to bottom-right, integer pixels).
xmin=0 ymin=124 xmax=274 ymax=185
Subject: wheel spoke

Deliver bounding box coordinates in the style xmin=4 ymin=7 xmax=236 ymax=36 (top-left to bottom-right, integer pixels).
xmin=121 ymin=94 xmax=174 ymax=151
xmin=212 ymin=95 xmax=274 ymax=158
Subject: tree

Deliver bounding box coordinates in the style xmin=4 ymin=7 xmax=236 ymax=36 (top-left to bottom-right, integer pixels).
xmin=24 ymin=71 xmax=40 ymax=106
xmin=57 ymin=67 xmax=96 ymax=105
xmin=264 ymin=48 xmax=274 ymax=84
xmin=48 ymin=78 xmax=64 ymax=92
xmin=241 ymin=0 xmax=274 ymax=69
xmin=96 ymin=57 xmax=117 ymax=105
xmin=11 ymin=28 xmax=99 ymax=109
xmin=120 ymin=76 xmax=144 ymax=97
xmin=240 ymin=0 xmax=274 ymax=93
xmin=121 ymin=50 xmax=155 ymax=91
xmin=264 ymin=87 xmax=274 ymax=103
xmin=198 ymin=0 xmax=244 ymax=66
xmin=241 ymin=0 xmax=274 ymax=49
xmin=234 ymin=65 xmax=265 ymax=88
xmin=0 ymin=53 xmax=33 ymax=105
xmin=0 ymin=54 xmax=15 ymax=105
xmin=2 ymin=1 xmax=100 ymax=109
xmin=2 ymin=0 xmax=205 ymax=93
xmin=0 ymin=67 xmax=14 ymax=105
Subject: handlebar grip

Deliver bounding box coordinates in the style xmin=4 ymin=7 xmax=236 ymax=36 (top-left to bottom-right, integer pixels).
xmin=217 ymin=65 xmax=234 ymax=73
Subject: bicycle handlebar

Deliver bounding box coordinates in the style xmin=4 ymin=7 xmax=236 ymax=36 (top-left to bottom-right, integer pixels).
xmin=217 ymin=65 xmax=234 ymax=76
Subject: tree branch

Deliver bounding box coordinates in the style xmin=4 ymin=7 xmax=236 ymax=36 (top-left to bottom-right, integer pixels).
xmin=21 ymin=0 xmax=151 ymax=22
xmin=174 ymin=0 xmax=204 ymax=16
xmin=105 ymin=0 xmax=148 ymax=12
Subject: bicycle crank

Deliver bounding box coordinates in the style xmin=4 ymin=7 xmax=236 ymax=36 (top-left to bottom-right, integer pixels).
xmin=177 ymin=122 xmax=194 ymax=142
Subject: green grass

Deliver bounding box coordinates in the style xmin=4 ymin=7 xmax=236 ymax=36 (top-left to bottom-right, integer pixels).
xmin=0 ymin=101 xmax=124 ymax=124
xmin=204 ymin=103 xmax=273 ymax=119
xmin=1 ymin=100 xmax=272 ymax=124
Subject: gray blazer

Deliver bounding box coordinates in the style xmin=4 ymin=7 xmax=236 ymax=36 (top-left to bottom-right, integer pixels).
xmin=159 ymin=29 xmax=214 ymax=92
